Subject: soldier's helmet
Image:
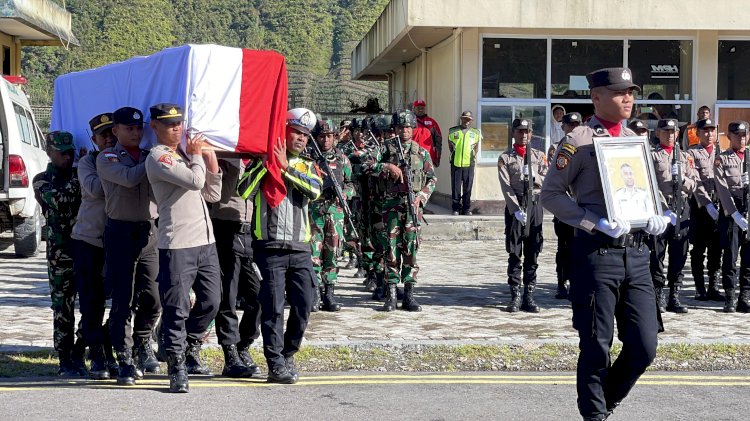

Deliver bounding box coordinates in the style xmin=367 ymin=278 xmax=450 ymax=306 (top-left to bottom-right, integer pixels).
xmin=393 ymin=110 xmax=417 ymax=128
xmin=313 ymin=118 xmax=335 ymax=138
xmin=374 ymin=114 xmax=393 ymax=131
xmin=349 ymin=118 xmax=361 ymax=131
xmin=287 ymin=107 xmax=317 ymax=135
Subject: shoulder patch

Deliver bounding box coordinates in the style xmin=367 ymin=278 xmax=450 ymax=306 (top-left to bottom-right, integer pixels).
xmin=158 ymin=154 xmax=173 ymax=167
xmin=104 ymin=152 xmax=119 ymax=162
xmin=555 ymin=143 xmax=577 ymax=171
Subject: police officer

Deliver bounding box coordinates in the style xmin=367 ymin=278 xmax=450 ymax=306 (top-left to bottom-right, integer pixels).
xmin=33 ymin=131 xmax=82 ymax=377
xmin=97 ymin=107 xmax=161 ymax=386
xmin=448 ymin=111 xmax=482 ymax=216
xmin=715 ymin=120 xmax=750 ymax=313
xmin=648 ymin=119 xmax=698 ymax=314
xmin=627 ymin=119 xmax=649 ymax=138
xmin=547 ymin=112 xmax=581 ymax=300
xmin=498 ymin=118 xmax=548 ymax=312
xmin=210 ymin=156 xmax=262 ymax=378
xmin=687 ymin=118 xmax=725 ymax=302
xmin=541 ymin=67 xmax=669 ymax=420
xmin=362 ymin=110 xmax=437 ymax=312
xmin=145 ymin=103 xmax=222 ymax=393
xmin=237 ymin=108 xmax=322 ymax=384
xmin=71 ymin=113 xmax=117 ymax=380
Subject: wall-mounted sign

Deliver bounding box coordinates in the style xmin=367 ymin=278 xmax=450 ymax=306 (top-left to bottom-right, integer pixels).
xmin=651 ymin=64 xmax=679 ymax=79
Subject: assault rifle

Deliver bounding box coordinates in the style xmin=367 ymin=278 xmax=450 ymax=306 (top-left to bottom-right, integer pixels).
xmin=672 ymin=138 xmax=684 ymax=240
xmin=308 ymin=135 xmax=359 ymax=240
xmin=522 ymin=146 xmax=532 ymax=238
xmin=393 ymin=135 xmax=422 ymax=228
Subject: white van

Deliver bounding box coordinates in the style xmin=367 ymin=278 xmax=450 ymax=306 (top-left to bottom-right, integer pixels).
xmin=0 ymin=77 xmax=50 ymax=257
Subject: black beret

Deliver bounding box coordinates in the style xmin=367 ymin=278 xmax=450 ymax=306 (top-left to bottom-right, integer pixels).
xmin=113 ymin=107 xmax=144 ymax=126
xmin=627 ymin=119 xmax=648 ymax=131
xmin=562 ymin=112 xmax=581 ymax=125
xmin=512 ymin=118 xmax=532 ymax=130
xmin=586 ymin=67 xmax=641 ymax=92
xmin=695 ymin=118 xmax=717 ymax=130
xmin=657 ymin=119 xmax=678 ymax=130
xmin=728 ymin=120 xmax=749 ymax=134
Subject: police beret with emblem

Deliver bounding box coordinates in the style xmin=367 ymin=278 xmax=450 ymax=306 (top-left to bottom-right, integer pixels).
xmin=89 ymin=113 xmax=114 ymax=135
xmin=562 ymin=112 xmax=582 ymax=125
xmin=728 ymin=120 xmax=749 ymax=134
xmin=627 ymin=119 xmax=648 ymax=132
xmin=113 ymin=107 xmax=144 ymax=126
xmin=394 ymin=110 xmax=417 ymax=128
xmin=512 ymin=118 xmax=532 ymax=130
xmin=46 ymin=131 xmax=75 ymax=152
xmin=150 ymin=103 xmax=184 ymax=123
xmin=586 ymin=67 xmax=641 ymax=92
xmin=287 ymin=107 xmax=317 ymax=135
xmin=657 ymin=119 xmax=678 ymax=131
xmin=696 ymin=118 xmax=716 ymax=130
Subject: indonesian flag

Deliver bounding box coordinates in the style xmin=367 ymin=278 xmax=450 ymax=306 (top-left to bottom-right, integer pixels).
xmin=51 ymin=44 xmax=289 ymax=207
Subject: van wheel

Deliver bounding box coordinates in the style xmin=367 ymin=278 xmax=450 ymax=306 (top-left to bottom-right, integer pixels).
xmin=13 ymin=205 xmax=42 ymax=258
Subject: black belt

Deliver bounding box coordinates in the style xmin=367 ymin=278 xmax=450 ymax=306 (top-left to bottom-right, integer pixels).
xmin=574 ymin=229 xmax=646 ymax=249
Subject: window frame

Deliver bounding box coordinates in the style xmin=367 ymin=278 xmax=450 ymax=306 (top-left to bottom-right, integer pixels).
xmin=716 ymin=37 xmax=750 ymax=103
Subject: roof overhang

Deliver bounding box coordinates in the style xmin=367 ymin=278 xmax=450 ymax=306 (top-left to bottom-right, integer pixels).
xmin=0 ymin=0 xmax=79 ymax=46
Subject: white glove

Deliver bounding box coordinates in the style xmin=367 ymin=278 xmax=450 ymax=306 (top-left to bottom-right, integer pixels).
xmin=671 ymin=163 xmax=680 ymax=177
xmin=596 ymin=217 xmax=630 ymax=239
xmin=645 ymin=215 xmax=670 ymax=235
xmin=664 ymin=210 xmax=677 ymax=225
xmin=732 ymin=211 xmax=749 ymax=231
xmin=522 ymin=165 xmax=530 ymax=177
xmin=705 ymin=203 xmax=719 ymax=221
xmin=742 ymin=173 xmax=750 ymax=187
xmin=514 ymin=210 xmax=527 ymax=226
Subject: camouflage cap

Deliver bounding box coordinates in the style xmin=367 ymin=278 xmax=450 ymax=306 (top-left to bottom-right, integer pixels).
xmin=46 ymin=131 xmax=74 ymax=152
xmin=313 ymin=118 xmax=335 ymax=137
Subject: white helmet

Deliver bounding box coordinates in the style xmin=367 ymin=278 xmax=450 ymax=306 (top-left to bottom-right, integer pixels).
xmin=287 ymin=107 xmax=317 ymax=134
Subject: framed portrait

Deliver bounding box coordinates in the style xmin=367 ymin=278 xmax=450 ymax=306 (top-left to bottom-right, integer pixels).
xmin=593 ymin=136 xmax=662 ymax=229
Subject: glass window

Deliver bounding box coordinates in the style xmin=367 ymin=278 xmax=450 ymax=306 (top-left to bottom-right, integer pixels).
xmin=482 ymin=38 xmax=546 ymax=99
xmin=479 ymin=105 xmax=547 ymax=162
xmin=13 ymin=103 xmax=31 ymax=145
xmin=24 ymin=110 xmax=39 ymax=147
xmin=718 ymin=40 xmax=750 ymax=100
xmin=629 ymin=40 xmax=693 ymax=101
xmin=631 ymin=103 xmax=692 ymax=132
xmin=551 ymin=39 xmax=623 ymax=99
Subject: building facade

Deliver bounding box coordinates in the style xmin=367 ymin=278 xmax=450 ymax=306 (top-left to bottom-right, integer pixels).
xmin=352 ymin=0 xmax=750 ymax=212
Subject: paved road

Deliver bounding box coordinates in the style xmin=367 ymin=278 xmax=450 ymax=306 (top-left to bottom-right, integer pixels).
xmin=0 ymin=371 xmax=748 ymax=420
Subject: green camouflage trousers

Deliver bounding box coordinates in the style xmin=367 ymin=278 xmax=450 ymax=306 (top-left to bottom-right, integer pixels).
xmin=383 ymin=197 xmax=421 ymax=284
xmin=47 ymin=242 xmax=76 ymax=352
xmin=369 ymin=200 xmax=386 ymax=274
xmin=311 ymin=202 xmax=345 ymax=285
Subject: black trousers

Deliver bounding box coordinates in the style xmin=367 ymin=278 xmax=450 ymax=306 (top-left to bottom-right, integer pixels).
xmin=569 ymin=235 xmax=659 ymax=419
xmin=647 ymin=206 xmax=690 ymax=289
xmin=72 ymin=239 xmax=107 ymax=347
xmin=504 ymin=202 xmax=543 ymax=287
xmin=689 ymin=201 xmax=721 ymax=286
xmin=158 ymin=244 xmax=221 ymax=355
xmin=553 ymin=217 xmax=573 ymax=283
xmin=253 ymin=247 xmax=314 ymax=371
xmin=212 ymin=219 xmax=261 ymax=347
xmin=450 ymin=164 xmax=474 ymax=213
xmin=718 ymin=213 xmax=750 ymax=292
xmin=104 ymin=219 xmax=161 ymax=352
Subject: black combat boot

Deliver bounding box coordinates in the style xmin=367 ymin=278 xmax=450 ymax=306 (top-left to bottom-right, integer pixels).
xmin=382 ymin=283 xmax=398 ymax=312
xmin=321 ymin=284 xmax=342 ymax=312
xmin=694 ymin=276 xmax=708 ymax=301
xmin=401 ymin=283 xmax=422 ymax=312
xmin=57 ymin=349 xmax=77 ymax=377
xmin=310 ymin=284 xmax=321 ymax=313
xmin=666 ymin=286 xmax=688 ymax=313
xmin=70 ymin=336 xmax=88 ymax=376
xmin=103 ymin=331 xmax=120 ymax=377
xmin=167 ymin=353 xmax=189 ymax=393
xmin=723 ymin=289 xmax=737 ymax=313
xmin=267 ymin=361 xmax=296 ymax=384
xmin=221 ymin=344 xmax=254 ymax=378
xmin=185 ymin=339 xmax=212 ymax=375
xmin=707 ymin=273 xmax=725 ymax=301
xmin=116 ymin=349 xmax=137 ymax=386
xmin=344 ymin=253 xmax=358 ymax=270
xmin=134 ymin=336 xmax=161 ymax=374
xmin=737 ymin=290 xmax=750 ymax=313
xmin=88 ymin=345 xmax=110 ymax=380
xmin=506 ymin=286 xmax=522 ymax=313
xmin=285 ymin=356 xmax=300 ymax=382
xmin=655 ymin=287 xmax=666 ymax=313
xmin=554 ymin=278 xmax=568 ymax=300
xmin=364 ymin=271 xmax=377 ymax=292
xmin=520 ymin=284 xmax=540 ymax=313
xmin=237 ymin=342 xmax=261 ymax=376
xmin=371 ymin=271 xmax=385 ymax=301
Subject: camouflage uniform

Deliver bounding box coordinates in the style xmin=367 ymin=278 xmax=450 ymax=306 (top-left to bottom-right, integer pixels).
xmin=32 ymin=133 xmax=81 ymax=357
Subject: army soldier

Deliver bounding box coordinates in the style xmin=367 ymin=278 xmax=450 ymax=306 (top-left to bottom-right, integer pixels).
xmin=33 ymin=131 xmax=83 ymax=377
xmin=341 ymin=118 xmax=373 ymax=278
xmin=237 ymin=108 xmax=322 ymax=384
xmin=362 ymin=110 xmax=436 ymax=312
xmin=71 ymin=114 xmax=117 ymax=380
xmin=364 ymin=115 xmax=389 ymax=300
xmin=687 ymin=118 xmax=725 ymax=302
xmin=447 ymin=111 xmax=481 ymax=216
xmin=145 ymin=103 xmax=222 ymax=393
xmin=547 ymin=112 xmax=581 ymax=299
xmin=498 ymin=118 xmax=548 ymax=312
xmin=541 ymin=67 xmax=669 ymax=420
xmin=715 ymin=121 xmax=750 ymax=313
xmin=648 ymin=119 xmax=698 ymax=314
xmin=97 ymin=107 xmax=161 ymax=386
xmin=310 ymin=119 xmax=355 ymax=312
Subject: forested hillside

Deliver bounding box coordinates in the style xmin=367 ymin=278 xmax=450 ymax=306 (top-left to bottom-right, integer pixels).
xmin=21 ymin=0 xmax=389 ymax=115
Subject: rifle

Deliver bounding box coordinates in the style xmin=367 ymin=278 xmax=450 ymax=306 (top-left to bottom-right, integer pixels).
xmin=745 ymin=149 xmax=750 ymax=240
xmin=522 ymin=145 xmax=532 ymax=238
xmin=393 ymin=135 xmax=421 ymax=228
xmin=308 ymin=135 xmax=359 ymax=240
xmin=672 ymin=138 xmax=684 ymax=239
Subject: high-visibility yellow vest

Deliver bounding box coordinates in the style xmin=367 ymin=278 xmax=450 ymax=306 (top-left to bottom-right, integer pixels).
xmin=448 ymin=126 xmax=481 ymax=167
